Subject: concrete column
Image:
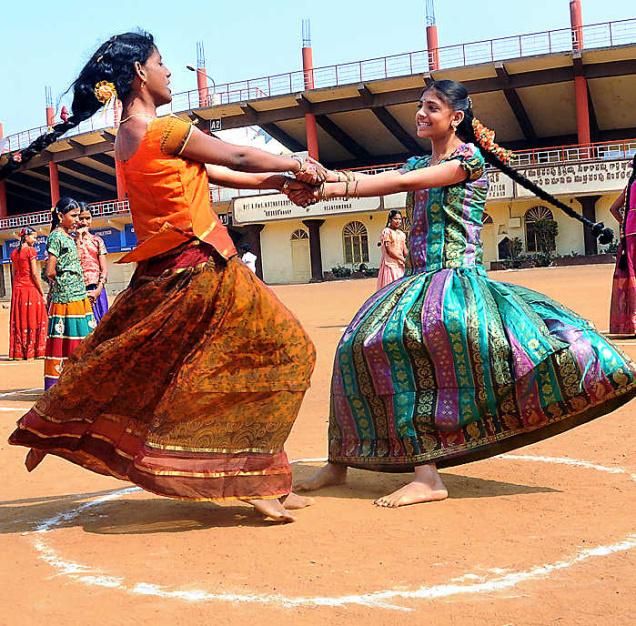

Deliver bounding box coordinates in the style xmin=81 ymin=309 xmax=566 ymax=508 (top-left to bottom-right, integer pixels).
xmin=113 ymin=99 xmax=127 ymax=200
xmin=570 ymin=0 xmax=591 ymax=146
xmin=46 ymin=104 xmax=60 ymax=206
xmin=426 ymin=1 xmax=439 ymax=71
xmin=576 ymin=194 xmax=601 ymax=255
xmin=301 ymin=20 xmax=320 ymax=159
xmin=426 ymin=26 xmax=440 ymax=71
xmin=196 ymin=41 xmax=210 ymax=108
xmin=242 ymin=224 xmax=265 ymax=280
xmin=302 ymin=218 xmax=325 ymax=282
xmin=0 ymin=122 xmax=7 ymax=218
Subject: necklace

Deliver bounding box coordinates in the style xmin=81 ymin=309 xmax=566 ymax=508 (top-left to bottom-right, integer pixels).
xmin=430 ymin=144 xmax=461 ymax=166
xmin=119 ymin=113 xmax=157 ymax=125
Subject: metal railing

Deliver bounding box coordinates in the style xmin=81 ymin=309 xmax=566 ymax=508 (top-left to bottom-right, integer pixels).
xmin=513 ymin=138 xmax=636 ymax=166
xmin=2 ymin=18 xmax=635 ymax=155
xmin=2 ymin=137 xmax=634 ymax=233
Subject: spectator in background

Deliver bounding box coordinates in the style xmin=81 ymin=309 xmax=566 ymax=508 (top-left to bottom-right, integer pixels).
xmin=76 ymin=203 xmax=109 ymax=324
xmin=9 ymin=227 xmax=47 ymax=359
xmin=376 ymin=209 xmax=408 ymax=290
xmin=240 ymin=243 xmax=258 ymax=274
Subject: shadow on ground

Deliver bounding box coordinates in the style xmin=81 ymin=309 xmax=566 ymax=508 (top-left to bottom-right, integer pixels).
xmin=0 ymin=468 xmax=558 ymax=536
xmin=292 ymin=464 xmax=559 ymax=502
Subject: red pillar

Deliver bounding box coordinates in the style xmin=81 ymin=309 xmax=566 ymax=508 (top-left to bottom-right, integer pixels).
xmin=0 ymin=123 xmax=7 ymax=218
xmin=301 ymin=22 xmax=320 ymax=159
xmin=196 ymin=41 xmax=210 ymax=108
xmin=196 ymin=68 xmax=210 ymax=108
xmin=46 ymin=106 xmax=60 ymax=206
xmin=426 ymin=25 xmax=440 ymax=71
xmin=571 ymin=0 xmax=591 ymax=146
xmin=113 ymin=99 xmax=127 ymax=200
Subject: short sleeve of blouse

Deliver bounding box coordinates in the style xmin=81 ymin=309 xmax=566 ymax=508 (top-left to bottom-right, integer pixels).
xmin=159 ymin=116 xmax=195 ymax=156
xmin=381 ymin=227 xmax=394 ymax=243
xmin=96 ymin=236 xmax=108 ymax=255
xmin=46 ymin=230 xmax=62 ymax=257
xmin=27 ymin=247 xmax=37 ymax=260
xmin=449 ymin=143 xmax=485 ymax=181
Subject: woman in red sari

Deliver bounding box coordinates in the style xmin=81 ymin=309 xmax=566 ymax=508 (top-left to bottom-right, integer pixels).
xmin=4 ymin=32 xmax=326 ymax=522
xmin=9 ymin=227 xmax=47 ymax=359
xmin=609 ymin=155 xmax=636 ymax=335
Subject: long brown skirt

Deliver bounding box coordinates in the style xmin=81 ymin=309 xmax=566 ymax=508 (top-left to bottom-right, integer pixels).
xmin=9 ymin=243 xmax=316 ymax=501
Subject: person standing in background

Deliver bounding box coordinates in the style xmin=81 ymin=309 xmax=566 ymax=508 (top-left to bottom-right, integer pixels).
xmin=9 ymin=227 xmax=47 ymax=359
xmin=240 ymin=243 xmax=258 ymax=274
xmin=76 ymin=203 xmax=109 ymax=324
xmin=376 ymin=209 xmax=407 ymax=290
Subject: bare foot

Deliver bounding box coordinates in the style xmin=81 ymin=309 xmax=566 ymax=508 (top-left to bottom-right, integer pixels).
xmin=283 ymin=492 xmax=315 ymax=510
xmin=374 ymin=463 xmax=448 ymax=508
xmin=243 ymin=498 xmax=295 ymax=523
xmin=295 ymin=463 xmax=348 ymax=491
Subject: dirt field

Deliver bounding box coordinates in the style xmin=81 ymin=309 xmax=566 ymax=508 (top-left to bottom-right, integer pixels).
xmin=1 ymin=264 xmax=634 ymax=626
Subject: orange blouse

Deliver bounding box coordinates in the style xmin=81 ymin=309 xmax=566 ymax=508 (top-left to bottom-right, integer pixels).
xmin=118 ymin=115 xmax=236 ymax=264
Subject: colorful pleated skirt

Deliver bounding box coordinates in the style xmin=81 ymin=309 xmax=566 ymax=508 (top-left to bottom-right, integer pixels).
xmin=44 ymin=298 xmax=95 ymax=389
xmin=9 ymin=285 xmax=48 ymax=360
xmin=609 ymin=235 xmax=636 ymax=335
xmin=10 ymin=243 xmax=316 ymax=501
xmin=329 ymin=266 xmax=636 ymax=470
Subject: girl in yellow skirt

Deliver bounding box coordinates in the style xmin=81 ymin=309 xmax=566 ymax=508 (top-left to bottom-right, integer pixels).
xmin=4 ymin=32 xmax=324 ymax=522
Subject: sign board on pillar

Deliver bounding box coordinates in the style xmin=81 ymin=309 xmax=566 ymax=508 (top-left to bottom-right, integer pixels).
xmin=515 ymin=160 xmax=631 ymax=198
xmin=218 ymin=213 xmax=232 ymax=226
xmin=487 ymin=171 xmax=514 ymax=201
xmin=233 ymin=193 xmax=382 ymax=224
xmin=209 ymin=119 xmax=222 ymax=132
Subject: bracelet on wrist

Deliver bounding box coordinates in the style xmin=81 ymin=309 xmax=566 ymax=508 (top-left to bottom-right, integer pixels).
xmin=290 ymin=154 xmax=304 ymax=173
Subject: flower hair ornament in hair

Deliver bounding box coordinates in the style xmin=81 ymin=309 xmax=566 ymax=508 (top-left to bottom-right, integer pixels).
xmin=472 ymin=118 xmax=513 ymax=165
xmin=94 ymin=81 xmax=118 ymax=105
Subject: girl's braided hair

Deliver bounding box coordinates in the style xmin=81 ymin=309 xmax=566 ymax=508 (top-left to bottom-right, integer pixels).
xmin=424 ymin=79 xmax=614 ymax=244
xmin=0 ymin=32 xmax=155 ymax=182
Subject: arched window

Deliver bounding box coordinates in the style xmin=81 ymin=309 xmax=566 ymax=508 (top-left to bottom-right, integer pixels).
xmin=343 ymin=221 xmax=369 ymax=265
xmin=290 ymin=229 xmax=309 ymax=241
xmin=482 ymin=212 xmax=494 ymax=224
xmin=525 ymin=206 xmax=556 ymax=253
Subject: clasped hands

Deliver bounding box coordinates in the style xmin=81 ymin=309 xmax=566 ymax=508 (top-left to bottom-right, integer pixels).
xmin=281 ymin=156 xmax=332 ymax=208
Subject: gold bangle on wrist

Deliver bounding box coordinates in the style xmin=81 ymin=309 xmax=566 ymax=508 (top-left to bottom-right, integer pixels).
xmin=291 ymin=154 xmax=304 ymax=173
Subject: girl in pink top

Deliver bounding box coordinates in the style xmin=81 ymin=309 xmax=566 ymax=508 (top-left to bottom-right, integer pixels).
xmin=376 ymin=210 xmax=408 ymax=290
xmin=609 ymin=155 xmax=636 ymax=334
xmin=76 ymin=205 xmax=109 ymax=324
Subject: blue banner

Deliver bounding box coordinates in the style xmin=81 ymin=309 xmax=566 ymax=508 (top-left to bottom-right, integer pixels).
xmin=123 ymin=223 xmax=137 ymax=250
xmin=2 ymin=236 xmax=47 ymax=263
xmin=2 ymin=227 xmax=137 ymax=263
xmin=90 ymin=227 xmax=122 ymax=252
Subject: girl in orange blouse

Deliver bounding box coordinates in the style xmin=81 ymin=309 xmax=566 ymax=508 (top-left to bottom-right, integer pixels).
xmin=6 ymin=32 xmax=325 ymax=523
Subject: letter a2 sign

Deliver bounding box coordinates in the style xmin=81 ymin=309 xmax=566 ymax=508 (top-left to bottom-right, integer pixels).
xmin=209 ymin=119 xmax=222 ymax=132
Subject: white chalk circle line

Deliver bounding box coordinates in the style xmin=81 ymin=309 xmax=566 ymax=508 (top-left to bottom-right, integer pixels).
xmin=25 ymin=454 xmax=636 ymax=612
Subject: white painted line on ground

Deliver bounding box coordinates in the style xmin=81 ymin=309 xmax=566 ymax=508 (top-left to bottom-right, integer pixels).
xmin=23 ymin=454 xmax=636 ymax=611
xmin=0 ymin=388 xmax=40 ymax=399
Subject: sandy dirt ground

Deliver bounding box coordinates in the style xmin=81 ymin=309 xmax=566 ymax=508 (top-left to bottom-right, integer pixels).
xmin=0 ymin=264 xmax=634 ymax=626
